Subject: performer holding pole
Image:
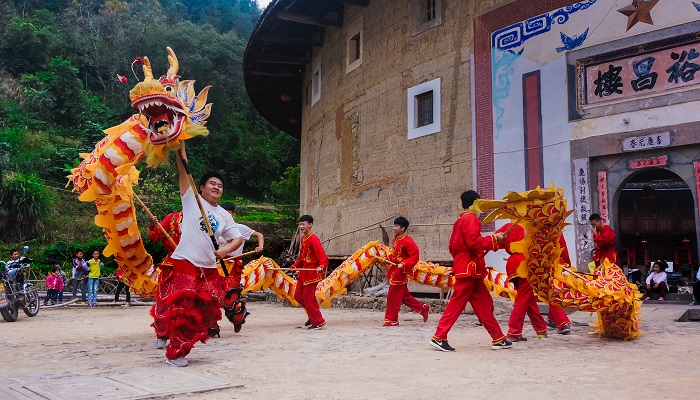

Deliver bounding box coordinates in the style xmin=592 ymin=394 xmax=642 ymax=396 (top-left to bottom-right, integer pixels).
xmin=495 ymin=222 xmax=548 ymax=341
xmin=290 ymin=215 xmax=328 ymax=330
xmin=158 ymin=143 xmax=242 ymax=367
xmin=430 ymin=190 xmax=511 ymax=352
xmin=382 ymin=217 xmax=430 ymax=326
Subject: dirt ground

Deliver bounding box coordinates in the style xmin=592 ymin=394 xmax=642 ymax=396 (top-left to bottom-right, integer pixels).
xmin=0 ymin=300 xmax=696 ymax=400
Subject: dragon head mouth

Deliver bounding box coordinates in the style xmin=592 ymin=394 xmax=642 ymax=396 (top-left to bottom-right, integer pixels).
xmin=127 ymin=47 xmax=211 ymax=164
xmin=131 ymin=93 xmax=187 ymax=145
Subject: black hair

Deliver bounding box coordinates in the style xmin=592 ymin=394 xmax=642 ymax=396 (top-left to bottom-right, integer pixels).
xmin=221 ymin=202 xmax=237 ymax=212
xmin=198 ymin=171 xmax=225 ymax=190
xmin=9 ymin=248 xmax=18 ymax=255
xmin=461 ymin=190 xmax=480 ymax=209
xmin=652 ymin=260 xmax=668 ymax=271
xmin=298 ymin=214 xmax=314 ymax=224
xmin=589 ymin=213 xmax=602 ymax=222
xmin=394 ymin=216 xmax=409 ymax=230
xmin=51 ymin=265 xmax=60 ymax=273
xmin=74 ymin=249 xmax=83 ymax=255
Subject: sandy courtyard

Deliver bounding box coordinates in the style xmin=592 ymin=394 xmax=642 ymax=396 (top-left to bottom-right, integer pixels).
xmin=0 ymin=300 xmax=696 ymax=400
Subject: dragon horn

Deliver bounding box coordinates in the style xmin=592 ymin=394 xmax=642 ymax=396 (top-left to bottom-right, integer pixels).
xmin=142 ymin=57 xmax=154 ymax=82
xmin=166 ymin=47 xmax=179 ymax=77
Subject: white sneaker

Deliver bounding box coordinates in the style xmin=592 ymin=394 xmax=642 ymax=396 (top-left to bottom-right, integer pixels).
xmin=166 ymin=358 xmax=188 ymax=367
xmin=155 ymin=338 xmax=167 ymax=349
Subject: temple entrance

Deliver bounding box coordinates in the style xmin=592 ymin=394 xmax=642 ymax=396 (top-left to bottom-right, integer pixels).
xmin=617 ymin=168 xmax=697 ymax=278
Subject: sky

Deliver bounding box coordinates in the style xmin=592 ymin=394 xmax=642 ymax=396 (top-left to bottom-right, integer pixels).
xmin=257 ymin=0 xmax=273 ymax=9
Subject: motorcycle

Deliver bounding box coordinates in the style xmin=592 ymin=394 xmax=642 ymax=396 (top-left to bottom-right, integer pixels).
xmin=0 ymin=251 xmax=40 ymax=322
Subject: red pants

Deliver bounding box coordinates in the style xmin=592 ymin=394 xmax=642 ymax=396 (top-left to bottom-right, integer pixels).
xmin=507 ymin=278 xmax=547 ymax=338
xmin=150 ymin=257 xmax=225 ymax=360
xmin=384 ymin=283 xmax=424 ymax=323
xmin=547 ymin=305 xmax=570 ymax=329
xmin=433 ymin=277 xmax=506 ymax=344
xmin=294 ymin=281 xmax=325 ymax=326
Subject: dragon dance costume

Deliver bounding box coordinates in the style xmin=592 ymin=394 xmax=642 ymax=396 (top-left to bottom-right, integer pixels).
xmin=384 ymin=233 xmax=429 ymax=326
xmin=148 ymin=211 xmax=182 ymax=341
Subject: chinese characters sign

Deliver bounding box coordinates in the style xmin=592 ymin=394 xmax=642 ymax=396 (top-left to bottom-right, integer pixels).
xmin=630 ymin=155 xmax=668 ymax=169
xmin=573 ymin=158 xmax=591 ymax=225
xmin=621 ymin=131 xmax=670 ymax=152
xmin=597 ymin=171 xmax=608 ymax=224
xmin=585 ymin=43 xmax=700 ymax=105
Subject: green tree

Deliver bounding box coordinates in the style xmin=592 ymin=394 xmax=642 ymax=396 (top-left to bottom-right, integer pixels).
xmin=0 ymin=172 xmax=56 ymax=241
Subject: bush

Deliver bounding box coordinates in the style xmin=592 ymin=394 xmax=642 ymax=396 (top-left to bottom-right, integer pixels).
xmin=0 ymin=172 xmax=56 ymax=240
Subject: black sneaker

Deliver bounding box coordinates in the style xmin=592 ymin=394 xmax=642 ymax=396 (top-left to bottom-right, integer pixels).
xmin=208 ymin=328 xmax=220 ymax=338
xmin=491 ymin=339 xmax=513 ymax=350
xmin=430 ymin=339 xmax=455 ymax=352
xmin=510 ymin=336 xmax=527 ymax=342
xmin=308 ymin=325 xmax=323 ymax=330
xmin=546 ymin=320 xmax=557 ymax=330
xmin=557 ymin=324 xmax=571 ymax=335
xmin=304 ymin=319 xmax=311 ymax=327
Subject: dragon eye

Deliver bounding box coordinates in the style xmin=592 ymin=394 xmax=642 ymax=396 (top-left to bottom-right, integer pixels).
xmin=165 ymin=86 xmax=173 ymax=92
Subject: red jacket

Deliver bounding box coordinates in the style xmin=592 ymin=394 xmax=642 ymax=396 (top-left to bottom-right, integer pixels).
xmin=559 ymin=235 xmax=571 ymax=265
xmin=495 ymin=223 xmax=525 ymax=279
xmin=148 ymin=211 xmax=182 ymax=253
xmin=449 ymin=211 xmax=498 ymax=279
xmin=291 ymin=232 xmax=328 ymax=285
xmin=386 ymin=234 xmax=420 ymax=285
xmin=593 ymin=224 xmax=617 ymax=264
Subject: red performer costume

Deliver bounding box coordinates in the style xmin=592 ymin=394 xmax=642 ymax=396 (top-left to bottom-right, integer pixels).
xmin=591 ymin=215 xmax=617 ymax=266
xmin=157 ymin=156 xmax=243 ymax=366
xmin=383 ymin=217 xmax=429 ymax=326
xmin=546 ymin=235 xmax=572 ymax=333
xmin=496 ymin=223 xmax=548 ymax=340
xmin=291 ymin=215 xmax=328 ymax=329
xmin=148 ymin=211 xmax=183 ymax=341
xmin=431 ymin=191 xmax=511 ymax=351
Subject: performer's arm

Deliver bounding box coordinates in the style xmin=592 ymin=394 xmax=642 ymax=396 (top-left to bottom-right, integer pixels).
xmin=147 ymin=215 xmax=163 ymax=242
xmin=464 ymin=219 xmax=498 ymax=253
xmin=217 ymin=237 xmax=243 ymax=259
xmin=176 ymin=144 xmax=189 ymax=196
xmin=252 ymin=231 xmax=264 ymax=253
xmin=400 ymin=238 xmax=420 ymax=271
xmin=311 ymin=235 xmax=328 ymax=271
xmin=600 ymin=226 xmax=616 ymax=247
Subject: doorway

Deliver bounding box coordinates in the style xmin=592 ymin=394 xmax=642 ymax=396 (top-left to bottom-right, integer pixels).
xmin=617 ymin=168 xmax=697 ymax=275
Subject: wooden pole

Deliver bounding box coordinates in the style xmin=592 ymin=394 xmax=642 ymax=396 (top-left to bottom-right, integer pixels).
xmin=133 ymin=194 xmax=177 ymax=249
xmin=223 ymin=250 xmax=260 ymax=261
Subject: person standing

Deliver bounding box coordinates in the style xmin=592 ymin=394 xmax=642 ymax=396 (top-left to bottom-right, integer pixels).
xmin=87 ymin=250 xmax=103 ymax=307
xmin=495 ymin=222 xmax=548 ymax=341
xmin=430 ymin=190 xmax=511 ymax=352
xmin=159 ymin=145 xmax=242 ymax=367
xmin=218 ymin=202 xmax=264 ymax=285
xmin=114 ymin=268 xmax=131 ymax=304
xmin=44 ymin=266 xmax=61 ymax=306
xmin=71 ymin=250 xmax=89 ymax=303
xmin=290 ymin=215 xmax=328 ymax=330
xmin=589 ymin=214 xmax=617 ymax=266
xmin=383 ymin=217 xmax=430 ymax=326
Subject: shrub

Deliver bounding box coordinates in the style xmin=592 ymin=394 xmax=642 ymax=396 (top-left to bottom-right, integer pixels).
xmin=0 ymin=172 xmax=56 ymax=240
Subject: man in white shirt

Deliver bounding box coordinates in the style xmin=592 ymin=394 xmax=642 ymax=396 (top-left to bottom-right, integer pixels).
xmin=160 ymin=144 xmax=242 ymax=367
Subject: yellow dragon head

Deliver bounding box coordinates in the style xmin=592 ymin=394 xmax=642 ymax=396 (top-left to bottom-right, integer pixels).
xmin=129 ymin=47 xmax=212 ymax=165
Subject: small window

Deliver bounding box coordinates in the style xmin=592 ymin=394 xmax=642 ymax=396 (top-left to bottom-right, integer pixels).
xmin=311 ymin=57 xmax=321 ymax=106
xmin=412 ymin=0 xmax=442 ymax=35
xmin=416 ymin=91 xmax=433 ymax=127
xmin=346 ymin=17 xmax=363 ymax=74
xmin=407 ymin=78 xmax=441 ymax=139
xmin=424 ymin=0 xmax=436 ymax=23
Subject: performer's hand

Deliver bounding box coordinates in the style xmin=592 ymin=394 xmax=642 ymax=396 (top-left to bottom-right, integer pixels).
xmin=494 ymin=232 xmax=506 ymax=242
xmin=317 ymin=267 xmax=323 ymax=272
xmin=214 ymin=248 xmax=228 ymax=260
xmin=397 ymin=263 xmax=403 ymax=270
xmin=148 ymin=215 xmax=158 ymax=226
xmin=255 ymin=246 xmax=263 ymax=253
